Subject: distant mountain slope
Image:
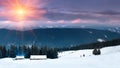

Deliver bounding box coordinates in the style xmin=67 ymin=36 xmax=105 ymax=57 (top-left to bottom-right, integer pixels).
xmin=0 ymin=28 xmax=120 ymax=47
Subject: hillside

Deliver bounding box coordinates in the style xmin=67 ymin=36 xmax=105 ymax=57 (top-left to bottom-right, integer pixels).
xmin=0 ymin=28 xmax=120 ymax=47
xmin=0 ymin=45 xmax=120 ymax=68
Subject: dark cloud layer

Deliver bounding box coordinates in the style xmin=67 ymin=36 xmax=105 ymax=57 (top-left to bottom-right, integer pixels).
xmin=44 ymin=0 xmax=120 ymax=25
xmin=46 ymin=0 xmax=120 ymax=11
xmin=97 ymin=11 xmax=120 ymax=16
xmin=45 ymin=9 xmax=120 ymax=22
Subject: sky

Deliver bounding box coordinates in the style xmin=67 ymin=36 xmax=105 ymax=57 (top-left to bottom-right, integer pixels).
xmin=0 ymin=0 xmax=120 ymax=30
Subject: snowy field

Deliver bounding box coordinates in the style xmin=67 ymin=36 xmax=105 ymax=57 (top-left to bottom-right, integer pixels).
xmin=0 ymin=45 xmax=120 ymax=68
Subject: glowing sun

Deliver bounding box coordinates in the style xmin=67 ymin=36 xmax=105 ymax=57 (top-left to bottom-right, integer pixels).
xmin=0 ymin=0 xmax=46 ymax=30
xmin=17 ymin=9 xmax=26 ymax=15
xmin=13 ymin=6 xmax=30 ymax=20
xmin=1 ymin=0 xmax=46 ymax=21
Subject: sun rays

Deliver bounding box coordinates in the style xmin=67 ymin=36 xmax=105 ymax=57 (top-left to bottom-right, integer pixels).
xmin=0 ymin=0 xmax=46 ymax=30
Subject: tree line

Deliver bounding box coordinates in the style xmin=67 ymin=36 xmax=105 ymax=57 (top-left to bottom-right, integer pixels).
xmin=0 ymin=45 xmax=58 ymax=59
xmin=58 ymin=38 xmax=120 ymax=51
xmin=0 ymin=38 xmax=120 ymax=59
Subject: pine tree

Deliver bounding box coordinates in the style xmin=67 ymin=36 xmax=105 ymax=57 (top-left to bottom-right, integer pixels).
xmin=93 ymin=48 xmax=101 ymax=55
xmin=0 ymin=46 xmax=7 ymax=58
xmin=47 ymin=48 xmax=58 ymax=59
xmin=39 ymin=46 xmax=47 ymax=55
xmin=9 ymin=45 xmax=17 ymax=58
xmin=25 ymin=47 xmax=31 ymax=58
xmin=31 ymin=45 xmax=39 ymax=55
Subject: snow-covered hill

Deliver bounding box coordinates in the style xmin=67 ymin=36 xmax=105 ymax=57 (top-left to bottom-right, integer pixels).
xmin=0 ymin=45 xmax=120 ymax=68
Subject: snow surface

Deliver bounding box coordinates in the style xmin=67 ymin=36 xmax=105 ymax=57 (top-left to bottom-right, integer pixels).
xmin=0 ymin=45 xmax=120 ymax=68
xmin=97 ymin=38 xmax=105 ymax=42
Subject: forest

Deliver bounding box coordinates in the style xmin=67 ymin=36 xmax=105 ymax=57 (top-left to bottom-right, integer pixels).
xmin=0 ymin=38 xmax=120 ymax=59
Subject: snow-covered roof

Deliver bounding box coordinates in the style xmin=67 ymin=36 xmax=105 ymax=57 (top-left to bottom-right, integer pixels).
xmin=30 ymin=55 xmax=47 ymax=59
xmin=15 ymin=56 xmax=25 ymax=58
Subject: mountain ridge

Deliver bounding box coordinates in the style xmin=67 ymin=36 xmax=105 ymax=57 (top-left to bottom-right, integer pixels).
xmin=0 ymin=28 xmax=120 ymax=48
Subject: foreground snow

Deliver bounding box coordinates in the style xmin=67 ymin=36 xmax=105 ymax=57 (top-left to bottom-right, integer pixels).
xmin=0 ymin=45 xmax=120 ymax=68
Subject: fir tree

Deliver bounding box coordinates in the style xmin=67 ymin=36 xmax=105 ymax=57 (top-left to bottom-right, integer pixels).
xmin=93 ymin=48 xmax=101 ymax=55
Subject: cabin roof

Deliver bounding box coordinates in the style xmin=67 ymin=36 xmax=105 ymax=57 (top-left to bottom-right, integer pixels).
xmin=30 ymin=55 xmax=47 ymax=58
xmin=15 ymin=56 xmax=24 ymax=58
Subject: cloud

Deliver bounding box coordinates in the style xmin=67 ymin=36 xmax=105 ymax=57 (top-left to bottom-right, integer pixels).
xmin=0 ymin=21 xmax=41 ymax=30
xmin=97 ymin=10 xmax=120 ymax=16
xmin=45 ymin=9 xmax=120 ymax=24
xmin=70 ymin=18 xmax=98 ymax=24
xmin=45 ymin=10 xmax=94 ymax=20
xmin=71 ymin=19 xmax=81 ymax=23
xmin=46 ymin=0 xmax=120 ymax=11
xmin=57 ymin=20 xmax=65 ymax=23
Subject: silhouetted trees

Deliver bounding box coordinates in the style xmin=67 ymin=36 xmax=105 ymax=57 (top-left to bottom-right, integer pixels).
xmin=9 ymin=45 xmax=17 ymax=58
xmin=47 ymin=48 xmax=58 ymax=59
xmin=0 ymin=45 xmax=58 ymax=59
xmin=0 ymin=46 xmax=6 ymax=58
xmin=31 ymin=45 xmax=40 ymax=55
xmin=93 ymin=48 xmax=101 ymax=55
xmin=39 ymin=46 xmax=47 ymax=55
xmin=59 ymin=38 xmax=120 ymax=51
xmin=25 ymin=47 xmax=31 ymax=58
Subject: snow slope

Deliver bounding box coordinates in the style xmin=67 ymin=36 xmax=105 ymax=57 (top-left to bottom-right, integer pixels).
xmin=0 ymin=45 xmax=120 ymax=68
